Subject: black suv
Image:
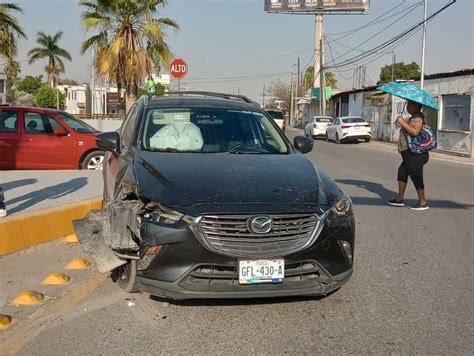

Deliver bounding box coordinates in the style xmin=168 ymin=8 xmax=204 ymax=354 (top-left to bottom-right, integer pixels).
xmin=75 ymin=92 xmax=354 ymax=300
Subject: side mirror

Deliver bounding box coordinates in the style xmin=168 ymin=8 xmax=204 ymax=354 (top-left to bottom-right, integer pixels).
xmin=293 ymin=136 xmax=313 ymax=154
xmin=96 ymin=131 xmax=121 ymax=154
xmin=53 ymin=127 xmax=70 ymax=136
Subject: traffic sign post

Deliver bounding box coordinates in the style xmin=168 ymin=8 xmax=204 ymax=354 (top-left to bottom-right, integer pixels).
xmin=170 ymin=58 xmax=188 ymax=91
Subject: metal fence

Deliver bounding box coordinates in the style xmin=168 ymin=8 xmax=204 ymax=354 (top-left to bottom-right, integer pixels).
xmin=72 ymin=113 xmax=126 ymax=121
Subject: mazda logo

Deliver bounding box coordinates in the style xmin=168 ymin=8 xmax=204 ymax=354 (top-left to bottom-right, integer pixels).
xmin=248 ymin=216 xmax=272 ymax=234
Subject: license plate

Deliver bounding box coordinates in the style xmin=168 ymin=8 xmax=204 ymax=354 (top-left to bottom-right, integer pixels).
xmin=353 ymin=126 xmax=361 ymax=130
xmin=239 ymin=259 xmax=284 ymax=284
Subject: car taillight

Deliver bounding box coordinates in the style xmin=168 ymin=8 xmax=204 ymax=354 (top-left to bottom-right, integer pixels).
xmin=341 ymin=125 xmax=351 ymax=129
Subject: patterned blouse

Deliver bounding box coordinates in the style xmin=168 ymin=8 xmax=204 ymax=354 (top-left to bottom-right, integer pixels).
xmin=398 ymin=113 xmax=424 ymax=152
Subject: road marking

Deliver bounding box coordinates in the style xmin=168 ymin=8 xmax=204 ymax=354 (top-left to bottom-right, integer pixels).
xmin=0 ymin=272 xmax=108 ymax=355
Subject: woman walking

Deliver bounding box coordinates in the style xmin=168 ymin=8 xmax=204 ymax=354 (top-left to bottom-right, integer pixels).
xmin=388 ymin=100 xmax=430 ymax=210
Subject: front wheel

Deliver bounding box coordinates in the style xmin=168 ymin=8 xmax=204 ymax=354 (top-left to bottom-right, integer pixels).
xmin=117 ymin=260 xmax=139 ymax=293
xmin=365 ymin=137 xmax=371 ymax=143
xmin=325 ymin=133 xmax=330 ymax=142
xmin=335 ymin=133 xmax=341 ymax=144
xmin=81 ymin=150 xmax=105 ymax=170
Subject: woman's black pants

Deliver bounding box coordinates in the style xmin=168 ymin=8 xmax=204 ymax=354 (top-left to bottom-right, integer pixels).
xmin=397 ymin=150 xmax=429 ymax=189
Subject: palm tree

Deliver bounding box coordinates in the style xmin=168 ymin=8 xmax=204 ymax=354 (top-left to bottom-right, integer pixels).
xmin=304 ymin=67 xmax=338 ymax=90
xmin=80 ymin=0 xmax=179 ymax=112
xmin=0 ymin=3 xmax=26 ymax=85
xmin=28 ymin=31 xmax=72 ymax=86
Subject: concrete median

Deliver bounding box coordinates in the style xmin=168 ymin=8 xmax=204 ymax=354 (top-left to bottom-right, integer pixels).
xmin=0 ymin=197 xmax=102 ymax=256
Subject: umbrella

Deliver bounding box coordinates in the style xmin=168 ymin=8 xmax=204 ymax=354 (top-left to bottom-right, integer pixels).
xmin=377 ymin=82 xmax=439 ymax=110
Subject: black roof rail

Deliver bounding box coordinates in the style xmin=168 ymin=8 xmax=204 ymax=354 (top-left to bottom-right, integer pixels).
xmin=147 ymin=91 xmax=253 ymax=104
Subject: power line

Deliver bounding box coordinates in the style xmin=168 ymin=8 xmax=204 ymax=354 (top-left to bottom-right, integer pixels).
xmin=327 ymin=0 xmax=420 ymax=41
xmin=327 ymin=0 xmax=456 ymax=69
xmin=326 ymin=0 xmax=424 ymax=66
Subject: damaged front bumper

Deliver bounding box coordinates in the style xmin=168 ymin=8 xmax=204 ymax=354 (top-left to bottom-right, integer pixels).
xmin=74 ymin=202 xmax=354 ymax=300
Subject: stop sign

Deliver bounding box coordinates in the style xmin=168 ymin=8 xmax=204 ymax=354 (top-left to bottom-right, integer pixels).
xmin=169 ymin=58 xmax=188 ymax=79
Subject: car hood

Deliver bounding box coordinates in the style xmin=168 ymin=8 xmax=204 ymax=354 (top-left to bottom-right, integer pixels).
xmin=133 ymin=151 xmax=321 ymax=215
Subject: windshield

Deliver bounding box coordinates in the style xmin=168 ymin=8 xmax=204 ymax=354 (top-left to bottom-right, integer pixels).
xmin=55 ymin=112 xmax=98 ymax=133
xmin=315 ymin=117 xmax=332 ymax=123
xmin=342 ymin=117 xmax=365 ymax=124
xmin=142 ymin=108 xmax=288 ymax=154
xmin=266 ymin=110 xmax=285 ymax=120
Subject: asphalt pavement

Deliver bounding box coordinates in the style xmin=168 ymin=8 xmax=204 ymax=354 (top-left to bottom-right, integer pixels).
xmin=1 ymin=129 xmax=473 ymax=354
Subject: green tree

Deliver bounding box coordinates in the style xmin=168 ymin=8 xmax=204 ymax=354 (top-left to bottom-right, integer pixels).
xmin=28 ymin=31 xmax=72 ymax=86
xmin=58 ymin=78 xmax=79 ymax=86
xmin=17 ymin=75 xmax=43 ymax=94
xmin=304 ymin=67 xmax=338 ymax=90
xmin=85 ymin=84 xmax=92 ymax=114
xmin=80 ymin=0 xmax=179 ymax=112
xmin=269 ymin=79 xmax=291 ymax=111
xmin=0 ymin=4 xmax=26 ymax=91
xmin=379 ymin=62 xmax=420 ymax=83
xmin=35 ymin=85 xmax=65 ymax=108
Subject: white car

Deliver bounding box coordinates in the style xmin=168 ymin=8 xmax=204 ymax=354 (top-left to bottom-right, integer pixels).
xmin=326 ymin=116 xmax=371 ymax=144
xmin=304 ymin=116 xmax=333 ymax=139
xmin=265 ymin=109 xmax=286 ymax=132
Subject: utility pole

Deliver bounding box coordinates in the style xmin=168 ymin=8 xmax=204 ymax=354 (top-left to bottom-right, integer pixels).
xmin=313 ymin=13 xmax=323 ymax=89
xmin=392 ymin=51 xmax=396 ymax=82
xmin=420 ymin=0 xmax=428 ymax=89
xmin=320 ymin=34 xmax=326 ymax=116
xmin=91 ymin=51 xmax=95 ymax=117
xmin=262 ymin=84 xmax=266 ymax=108
xmin=297 ymin=57 xmax=300 ymax=96
xmin=289 ymin=73 xmax=294 ymax=126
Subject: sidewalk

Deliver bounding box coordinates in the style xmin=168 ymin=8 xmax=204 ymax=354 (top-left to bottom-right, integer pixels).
xmin=0 ymin=170 xmax=103 ymax=217
xmin=0 ymin=170 xmax=103 ymax=256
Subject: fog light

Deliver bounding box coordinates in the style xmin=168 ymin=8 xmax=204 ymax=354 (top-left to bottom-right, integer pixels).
xmin=339 ymin=240 xmax=353 ymax=263
xmin=146 ymin=245 xmax=163 ymax=255
xmin=138 ymin=245 xmax=163 ymax=271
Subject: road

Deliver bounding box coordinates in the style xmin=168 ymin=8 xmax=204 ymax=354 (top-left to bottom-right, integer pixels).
xmin=2 ymin=129 xmax=473 ymax=354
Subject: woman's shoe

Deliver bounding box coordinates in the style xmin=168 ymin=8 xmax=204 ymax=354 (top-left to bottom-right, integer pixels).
xmin=387 ymin=199 xmax=405 ymax=207
xmin=409 ymin=203 xmax=429 ymax=211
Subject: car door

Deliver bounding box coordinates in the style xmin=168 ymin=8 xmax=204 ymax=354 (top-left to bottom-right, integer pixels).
xmin=328 ymin=119 xmax=338 ymax=140
xmin=17 ymin=110 xmax=77 ymax=169
xmin=0 ymin=109 xmax=21 ymax=169
xmin=104 ymin=104 xmax=139 ymax=201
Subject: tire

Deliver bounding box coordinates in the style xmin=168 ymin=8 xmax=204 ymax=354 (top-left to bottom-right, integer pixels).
xmin=335 ymin=133 xmax=341 ymax=144
xmin=81 ymin=150 xmax=105 ymax=170
xmin=325 ymin=134 xmax=329 ymax=142
xmin=365 ymin=137 xmax=371 ymax=143
xmin=117 ymin=260 xmax=139 ymax=293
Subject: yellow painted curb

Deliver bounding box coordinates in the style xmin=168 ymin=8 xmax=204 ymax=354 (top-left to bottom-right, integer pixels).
xmin=0 ymin=198 xmax=102 ymax=256
xmin=64 ymin=234 xmax=79 ymax=244
xmin=0 ymin=314 xmax=13 ymax=330
xmin=65 ymin=257 xmax=91 ymax=270
xmin=41 ymin=272 xmax=71 ymax=285
xmin=10 ymin=290 xmax=45 ymax=306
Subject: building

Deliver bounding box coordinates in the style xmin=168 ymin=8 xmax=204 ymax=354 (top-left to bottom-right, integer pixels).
xmin=58 ymin=84 xmax=121 ymax=115
xmin=0 ymin=73 xmax=7 ymax=105
xmin=328 ymin=69 xmax=474 ymax=157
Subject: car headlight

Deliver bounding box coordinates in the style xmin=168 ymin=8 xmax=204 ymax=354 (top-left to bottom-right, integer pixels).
xmin=328 ymin=194 xmax=353 ymax=219
xmin=142 ymin=203 xmax=183 ymax=225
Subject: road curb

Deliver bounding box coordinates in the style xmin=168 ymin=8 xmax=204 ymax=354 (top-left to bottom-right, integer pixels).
xmin=0 ymin=198 xmax=102 ymax=256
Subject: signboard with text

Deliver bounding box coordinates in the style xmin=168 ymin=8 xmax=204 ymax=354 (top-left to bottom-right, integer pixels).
xmin=264 ymin=0 xmax=370 ymax=13
xmin=169 ymin=58 xmax=188 ymax=79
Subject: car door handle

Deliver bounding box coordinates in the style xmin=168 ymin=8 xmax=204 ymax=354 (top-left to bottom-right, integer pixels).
xmin=26 ymin=138 xmax=33 ymax=141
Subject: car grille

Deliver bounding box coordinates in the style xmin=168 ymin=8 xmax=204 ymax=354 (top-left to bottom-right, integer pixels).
xmin=195 ymin=214 xmax=323 ymax=258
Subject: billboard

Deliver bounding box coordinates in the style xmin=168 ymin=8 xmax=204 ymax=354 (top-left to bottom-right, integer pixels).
xmin=106 ymin=92 xmax=122 ymax=111
xmin=264 ymin=0 xmax=370 ymax=13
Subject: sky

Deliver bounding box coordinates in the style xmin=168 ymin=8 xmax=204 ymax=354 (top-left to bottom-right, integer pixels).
xmin=5 ymin=0 xmax=474 ymax=102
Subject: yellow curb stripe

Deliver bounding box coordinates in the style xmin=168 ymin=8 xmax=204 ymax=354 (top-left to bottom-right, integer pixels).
xmin=0 ymin=198 xmax=102 ymax=256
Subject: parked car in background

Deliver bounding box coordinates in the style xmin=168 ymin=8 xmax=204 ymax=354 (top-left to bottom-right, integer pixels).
xmin=326 ymin=116 xmax=371 ymax=144
xmin=0 ymin=107 xmax=104 ymax=170
xmin=75 ymin=92 xmax=355 ymax=300
xmin=265 ymin=109 xmax=286 ymax=132
xmin=304 ymin=116 xmax=333 ymax=139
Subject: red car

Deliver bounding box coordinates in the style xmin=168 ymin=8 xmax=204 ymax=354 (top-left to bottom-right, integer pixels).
xmin=0 ymin=106 xmax=104 ymax=170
